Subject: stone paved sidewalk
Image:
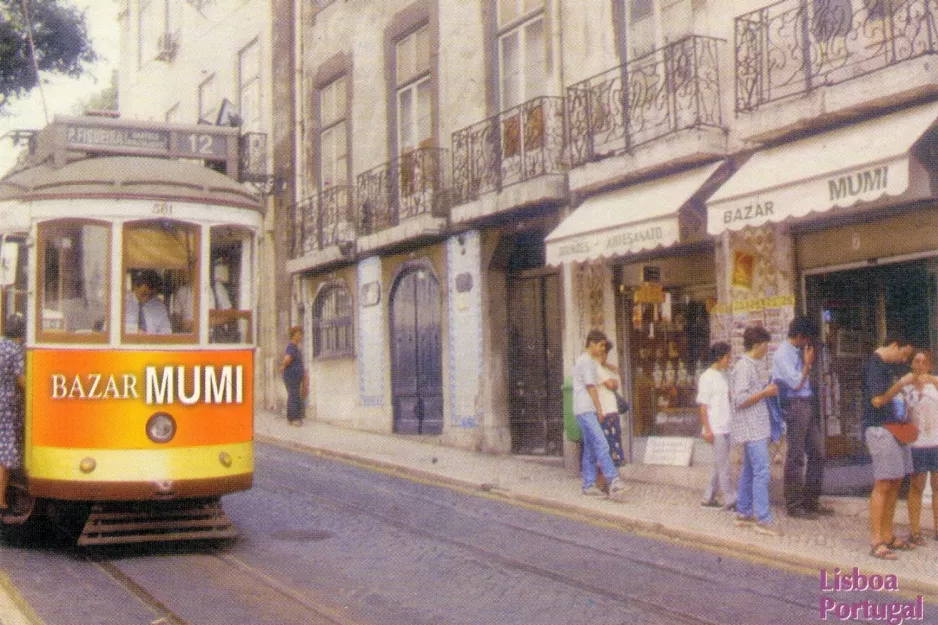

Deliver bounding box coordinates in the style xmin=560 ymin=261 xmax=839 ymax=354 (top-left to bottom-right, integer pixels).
xmin=254 ymin=409 xmax=938 ymax=596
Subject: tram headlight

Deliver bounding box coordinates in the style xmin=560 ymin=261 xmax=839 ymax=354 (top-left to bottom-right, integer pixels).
xmin=79 ymin=457 xmax=96 ymax=473
xmin=218 ymin=452 xmax=232 ymax=468
xmin=146 ymin=412 xmax=177 ymax=444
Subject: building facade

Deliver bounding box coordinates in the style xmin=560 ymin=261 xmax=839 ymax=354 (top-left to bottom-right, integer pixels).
xmin=120 ymin=0 xmax=938 ymax=478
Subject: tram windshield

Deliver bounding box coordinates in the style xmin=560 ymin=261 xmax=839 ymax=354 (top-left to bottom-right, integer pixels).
xmin=123 ymin=220 xmax=198 ymax=339
xmin=38 ymin=220 xmax=110 ymax=343
xmin=34 ymin=218 xmax=254 ymax=345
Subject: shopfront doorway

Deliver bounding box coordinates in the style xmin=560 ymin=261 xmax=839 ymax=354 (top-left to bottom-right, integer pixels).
xmin=506 ymin=231 xmax=563 ymax=456
xmin=805 ymin=258 xmax=937 ymax=460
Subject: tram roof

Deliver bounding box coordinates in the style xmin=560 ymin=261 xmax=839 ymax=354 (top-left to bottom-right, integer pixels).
xmin=0 ymin=156 xmax=261 ymax=210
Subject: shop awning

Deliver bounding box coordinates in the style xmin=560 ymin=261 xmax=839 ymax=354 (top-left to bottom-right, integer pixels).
xmin=545 ymin=162 xmax=724 ymax=266
xmin=707 ymin=100 xmax=938 ymax=235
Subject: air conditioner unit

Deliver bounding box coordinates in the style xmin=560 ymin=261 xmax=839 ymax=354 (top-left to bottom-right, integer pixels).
xmin=155 ymin=32 xmax=178 ymax=62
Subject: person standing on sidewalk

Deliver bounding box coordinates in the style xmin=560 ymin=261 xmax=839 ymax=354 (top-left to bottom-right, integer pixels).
xmin=573 ymin=330 xmax=626 ymax=499
xmin=863 ymin=335 xmax=915 ymax=560
xmin=771 ymin=316 xmax=831 ymax=519
xmin=902 ymin=350 xmax=938 ymax=545
xmin=279 ymin=325 xmax=307 ymax=427
xmin=594 ymin=339 xmax=625 ymax=467
xmin=697 ymin=341 xmax=736 ymax=511
xmin=731 ymin=326 xmax=781 ymax=536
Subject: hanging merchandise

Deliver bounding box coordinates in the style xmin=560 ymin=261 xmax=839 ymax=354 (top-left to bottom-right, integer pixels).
xmin=633 ymin=303 xmax=643 ymax=330
xmin=661 ymin=292 xmax=673 ymax=323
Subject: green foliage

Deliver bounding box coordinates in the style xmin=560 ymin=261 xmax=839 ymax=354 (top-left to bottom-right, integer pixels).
xmin=0 ymin=0 xmax=96 ymax=110
xmin=72 ymin=67 xmax=117 ymax=114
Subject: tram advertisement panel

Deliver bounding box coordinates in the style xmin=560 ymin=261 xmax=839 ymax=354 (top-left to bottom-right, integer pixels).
xmin=28 ymin=349 xmax=253 ymax=449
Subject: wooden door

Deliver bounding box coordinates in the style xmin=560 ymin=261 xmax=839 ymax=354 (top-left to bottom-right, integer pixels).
xmin=508 ymin=271 xmax=562 ymax=455
xmin=390 ymin=268 xmax=443 ymax=434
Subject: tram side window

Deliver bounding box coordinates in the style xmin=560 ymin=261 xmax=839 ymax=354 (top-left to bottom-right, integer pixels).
xmin=209 ymin=226 xmax=252 ymax=344
xmin=123 ymin=221 xmax=199 ymax=340
xmin=38 ymin=222 xmax=109 ymax=340
xmin=0 ymin=236 xmax=27 ymax=325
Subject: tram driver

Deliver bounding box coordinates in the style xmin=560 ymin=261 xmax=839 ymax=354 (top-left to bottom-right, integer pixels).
xmin=125 ymin=269 xmax=172 ymax=335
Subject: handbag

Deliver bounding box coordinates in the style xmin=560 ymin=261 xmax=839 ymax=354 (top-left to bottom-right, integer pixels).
xmin=615 ymin=393 xmax=630 ymax=414
xmin=300 ymin=373 xmax=309 ymax=399
xmin=883 ymin=421 xmax=918 ymax=445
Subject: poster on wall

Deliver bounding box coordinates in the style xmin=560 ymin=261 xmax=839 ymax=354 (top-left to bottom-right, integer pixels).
xmin=711 ymin=296 xmax=796 ymax=358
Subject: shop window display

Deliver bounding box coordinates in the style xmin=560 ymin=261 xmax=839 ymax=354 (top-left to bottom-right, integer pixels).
xmin=630 ymin=293 xmax=711 ymax=436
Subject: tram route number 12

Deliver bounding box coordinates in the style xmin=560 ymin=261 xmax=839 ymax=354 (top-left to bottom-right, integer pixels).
xmin=178 ymin=133 xmax=226 ymax=158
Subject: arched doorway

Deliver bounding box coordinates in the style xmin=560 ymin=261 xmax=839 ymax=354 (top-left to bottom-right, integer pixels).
xmin=390 ymin=265 xmax=443 ymax=434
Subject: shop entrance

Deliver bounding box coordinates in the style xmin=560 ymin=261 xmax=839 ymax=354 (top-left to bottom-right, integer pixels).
xmin=506 ymin=231 xmax=563 ymax=456
xmin=806 ymin=258 xmax=937 ymax=460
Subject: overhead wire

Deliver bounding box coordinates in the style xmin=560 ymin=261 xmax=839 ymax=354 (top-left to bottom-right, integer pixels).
xmin=20 ymin=0 xmax=50 ymax=124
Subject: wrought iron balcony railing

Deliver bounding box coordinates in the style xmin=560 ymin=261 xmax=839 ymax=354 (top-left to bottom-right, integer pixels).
xmin=451 ymin=95 xmax=566 ymax=205
xmin=291 ymin=185 xmax=355 ymax=258
xmin=736 ymin=0 xmax=938 ymax=112
xmin=356 ymin=147 xmax=449 ymax=237
xmin=566 ymin=36 xmax=723 ymax=167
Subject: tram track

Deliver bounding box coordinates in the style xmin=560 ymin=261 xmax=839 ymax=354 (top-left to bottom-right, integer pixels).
xmin=254 ymin=473 xmax=820 ymax=625
xmin=84 ymin=550 xmax=363 ymax=625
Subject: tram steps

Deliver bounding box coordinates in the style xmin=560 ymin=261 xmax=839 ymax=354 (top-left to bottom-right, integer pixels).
xmin=77 ymin=500 xmax=238 ymax=546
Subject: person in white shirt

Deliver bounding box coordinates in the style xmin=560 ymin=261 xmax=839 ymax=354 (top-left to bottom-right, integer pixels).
xmin=594 ymin=340 xmax=625 ymax=467
xmin=125 ymin=270 xmax=171 ymax=335
xmin=573 ymin=329 xmax=625 ymax=499
xmin=902 ymin=350 xmax=938 ymax=544
xmin=697 ymin=342 xmax=736 ymax=510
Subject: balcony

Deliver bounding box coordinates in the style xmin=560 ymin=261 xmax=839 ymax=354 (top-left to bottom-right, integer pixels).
xmin=735 ymin=0 xmax=938 ymax=136
xmin=286 ymin=185 xmax=355 ymax=273
xmin=450 ymin=96 xmax=567 ymax=223
xmin=355 ymin=147 xmax=449 ymax=253
xmin=565 ymin=36 xmax=726 ymax=195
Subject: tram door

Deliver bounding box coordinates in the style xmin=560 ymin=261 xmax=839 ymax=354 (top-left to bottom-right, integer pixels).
xmin=390 ymin=267 xmax=443 ymax=435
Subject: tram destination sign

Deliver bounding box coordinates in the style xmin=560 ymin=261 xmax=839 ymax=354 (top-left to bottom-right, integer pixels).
xmin=63 ymin=121 xmax=231 ymax=161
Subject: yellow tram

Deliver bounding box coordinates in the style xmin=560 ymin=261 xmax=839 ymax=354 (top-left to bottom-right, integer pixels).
xmin=0 ymin=116 xmax=261 ymax=544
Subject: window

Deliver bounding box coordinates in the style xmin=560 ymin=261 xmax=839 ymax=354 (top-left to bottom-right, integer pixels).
xmin=138 ymin=0 xmax=159 ymax=66
xmin=498 ymin=0 xmax=543 ymax=26
xmin=122 ymin=220 xmax=199 ymax=342
xmin=498 ymin=14 xmax=545 ymax=110
xmin=396 ymin=26 xmax=433 ymax=197
xmin=319 ymin=76 xmax=348 ymax=189
xmin=37 ymin=220 xmax=110 ymax=343
xmin=199 ymin=74 xmax=218 ymax=123
xmin=313 ymin=284 xmax=353 ymax=358
xmin=239 ymin=40 xmax=262 ymax=132
xmin=208 ymin=226 xmax=253 ymax=345
xmin=630 ymin=0 xmax=653 ymax=22
xmin=396 ymin=26 xmax=432 ymax=152
xmin=0 ymin=236 xmax=27 ymax=325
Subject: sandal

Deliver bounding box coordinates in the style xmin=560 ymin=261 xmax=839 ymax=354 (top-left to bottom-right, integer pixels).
xmin=870 ymin=542 xmax=898 ymax=560
xmin=886 ymin=536 xmax=915 ymax=551
xmin=909 ymin=533 xmax=928 ymax=547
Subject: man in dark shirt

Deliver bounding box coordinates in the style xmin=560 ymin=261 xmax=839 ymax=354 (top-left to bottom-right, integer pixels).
xmin=862 ymin=336 xmax=914 ymax=560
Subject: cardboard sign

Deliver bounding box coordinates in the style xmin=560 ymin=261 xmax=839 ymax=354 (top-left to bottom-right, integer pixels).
xmin=643 ymin=436 xmax=695 ymax=466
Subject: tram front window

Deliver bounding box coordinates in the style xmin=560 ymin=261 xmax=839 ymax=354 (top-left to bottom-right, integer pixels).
xmin=123 ymin=220 xmax=199 ymax=341
xmin=38 ymin=221 xmax=109 ymax=342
